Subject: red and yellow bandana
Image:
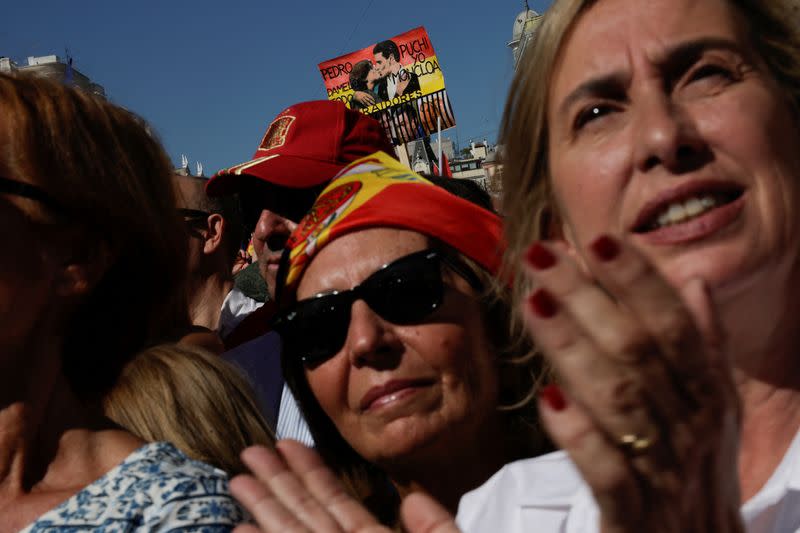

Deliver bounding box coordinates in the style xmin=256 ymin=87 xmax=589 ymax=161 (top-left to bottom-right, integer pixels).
xmin=282 ymin=151 xmax=504 ymax=298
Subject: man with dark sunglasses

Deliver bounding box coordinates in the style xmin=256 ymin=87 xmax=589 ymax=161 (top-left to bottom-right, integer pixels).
xmin=173 ymin=171 xmax=257 ymax=344
xmin=207 ymin=101 xmax=394 ymax=309
xmin=205 ymin=100 xmax=395 ymax=444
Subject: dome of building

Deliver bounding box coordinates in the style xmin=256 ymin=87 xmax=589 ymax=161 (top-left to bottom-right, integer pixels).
xmin=511 ymin=8 xmax=540 ymax=43
xmin=509 ymin=6 xmax=544 ymax=69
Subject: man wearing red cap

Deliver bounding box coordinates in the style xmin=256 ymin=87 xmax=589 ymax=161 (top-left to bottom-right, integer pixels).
xmin=207 ymin=100 xmax=395 ymax=305
xmin=206 ymin=100 xmax=395 ymax=444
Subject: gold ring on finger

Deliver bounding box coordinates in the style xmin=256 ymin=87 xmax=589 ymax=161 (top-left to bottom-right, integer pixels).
xmin=617 ymin=432 xmax=656 ymax=455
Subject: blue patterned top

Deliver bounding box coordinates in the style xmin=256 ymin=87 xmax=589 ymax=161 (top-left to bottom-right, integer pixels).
xmin=20 ymin=442 xmax=245 ymax=532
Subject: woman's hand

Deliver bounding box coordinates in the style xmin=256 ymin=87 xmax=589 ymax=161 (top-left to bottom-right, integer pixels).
xmin=231 ymin=440 xmax=461 ymax=533
xmin=352 ymin=91 xmax=376 ymax=107
xmin=523 ymin=235 xmax=743 ymax=533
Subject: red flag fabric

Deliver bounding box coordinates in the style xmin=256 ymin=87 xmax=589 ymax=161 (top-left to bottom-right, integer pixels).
xmin=281 ymin=151 xmax=503 ymax=300
xmin=433 ymin=150 xmax=452 ymax=178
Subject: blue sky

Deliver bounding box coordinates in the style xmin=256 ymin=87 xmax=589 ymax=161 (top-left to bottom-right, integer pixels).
xmin=3 ymin=0 xmax=550 ymax=174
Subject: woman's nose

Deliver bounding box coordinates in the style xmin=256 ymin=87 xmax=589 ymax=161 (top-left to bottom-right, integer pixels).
xmin=632 ymin=94 xmax=710 ymax=175
xmin=345 ymin=300 xmax=401 ymax=369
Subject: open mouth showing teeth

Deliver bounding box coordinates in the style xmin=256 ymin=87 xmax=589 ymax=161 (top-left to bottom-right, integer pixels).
xmin=634 ymin=189 xmax=744 ymax=233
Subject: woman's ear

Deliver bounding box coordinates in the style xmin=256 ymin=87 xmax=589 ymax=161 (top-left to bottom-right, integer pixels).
xmin=56 ymin=238 xmax=115 ymax=298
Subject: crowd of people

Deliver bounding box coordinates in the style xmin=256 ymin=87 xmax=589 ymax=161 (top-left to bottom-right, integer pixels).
xmin=3 ymin=0 xmax=800 ymax=531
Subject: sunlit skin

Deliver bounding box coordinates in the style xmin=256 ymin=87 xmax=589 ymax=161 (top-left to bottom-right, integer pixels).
xmin=224 ymin=2 xmax=800 ymax=529
xmin=173 ymin=173 xmax=230 ymax=333
xmin=297 ymin=228 xmax=510 ymax=510
xmin=547 ymin=0 xmax=800 ymax=499
xmin=174 ymin=175 xmax=207 ymax=274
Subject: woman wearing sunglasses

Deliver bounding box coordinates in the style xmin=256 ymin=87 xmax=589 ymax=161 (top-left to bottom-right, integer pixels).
xmin=0 ymin=74 xmax=243 ymax=530
xmin=231 ymin=152 xmax=549 ymax=525
xmin=191 ymin=0 xmax=800 ymax=530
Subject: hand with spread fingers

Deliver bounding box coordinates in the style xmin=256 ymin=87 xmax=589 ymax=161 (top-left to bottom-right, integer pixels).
xmin=522 ymin=235 xmax=742 ymax=533
xmin=230 ymin=441 xmax=462 ymax=533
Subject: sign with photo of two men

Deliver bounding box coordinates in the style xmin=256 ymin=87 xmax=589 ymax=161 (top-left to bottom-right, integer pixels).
xmin=318 ymin=26 xmax=456 ymax=145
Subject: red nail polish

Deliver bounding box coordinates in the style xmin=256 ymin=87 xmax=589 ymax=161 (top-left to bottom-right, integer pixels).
xmin=528 ymin=289 xmax=558 ymax=318
xmin=590 ymin=235 xmax=620 ymax=262
xmin=540 ymin=384 xmax=567 ymax=411
xmin=526 ymin=242 xmax=557 ymax=270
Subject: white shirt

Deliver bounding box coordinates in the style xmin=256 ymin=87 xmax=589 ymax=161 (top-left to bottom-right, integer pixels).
xmin=219 ymin=287 xmax=263 ymax=340
xmin=276 ymin=384 xmax=315 ymax=446
xmin=457 ymin=429 xmax=800 ymax=533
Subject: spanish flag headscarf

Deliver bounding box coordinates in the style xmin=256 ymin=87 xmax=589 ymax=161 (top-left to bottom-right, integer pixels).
xmin=279 ymin=151 xmax=504 ymax=302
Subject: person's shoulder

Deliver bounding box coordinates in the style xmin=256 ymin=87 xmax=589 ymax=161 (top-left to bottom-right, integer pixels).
xmin=457 ymin=451 xmax=589 ymax=533
xmin=122 ymin=441 xmax=226 ymax=482
xmin=119 ymin=442 xmax=246 ymax=529
xmin=223 ymin=301 xmax=278 ymax=350
xmin=25 ymin=443 xmax=245 ymax=533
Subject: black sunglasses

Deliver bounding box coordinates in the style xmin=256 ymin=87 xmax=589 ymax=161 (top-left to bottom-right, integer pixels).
xmin=272 ymin=248 xmax=482 ymax=365
xmin=0 ymin=176 xmax=65 ymax=214
xmin=177 ymin=209 xmax=211 ymax=238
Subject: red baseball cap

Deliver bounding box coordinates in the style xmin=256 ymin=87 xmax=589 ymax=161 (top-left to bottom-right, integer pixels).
xmin=206 ymin=100 xmax=395 ymax=196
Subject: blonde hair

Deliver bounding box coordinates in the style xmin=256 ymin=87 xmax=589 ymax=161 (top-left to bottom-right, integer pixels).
xmin=500 ymin=0 xmax=800 ymax=317
xmin=104 ymin=343 xmax=275 ymax=475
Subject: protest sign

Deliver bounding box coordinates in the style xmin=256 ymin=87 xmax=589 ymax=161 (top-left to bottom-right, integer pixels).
xmin=318 ymin=27 xmax=456 ymax=144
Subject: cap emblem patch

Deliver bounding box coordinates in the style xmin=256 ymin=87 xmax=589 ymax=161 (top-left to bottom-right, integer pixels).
xmin=259 ymin=115 xmax=296 ymax=151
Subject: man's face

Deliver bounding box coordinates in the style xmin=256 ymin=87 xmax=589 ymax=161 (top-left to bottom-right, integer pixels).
xmin=239 ymin=179 xmax=320 ymax=299
xmin=174 ymin=175 xmax=210 ymax=275
xmin=373 ymin=52 xmax=395 ymax=78
xmin=252 ymin=209 xmax=296 ymax=298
